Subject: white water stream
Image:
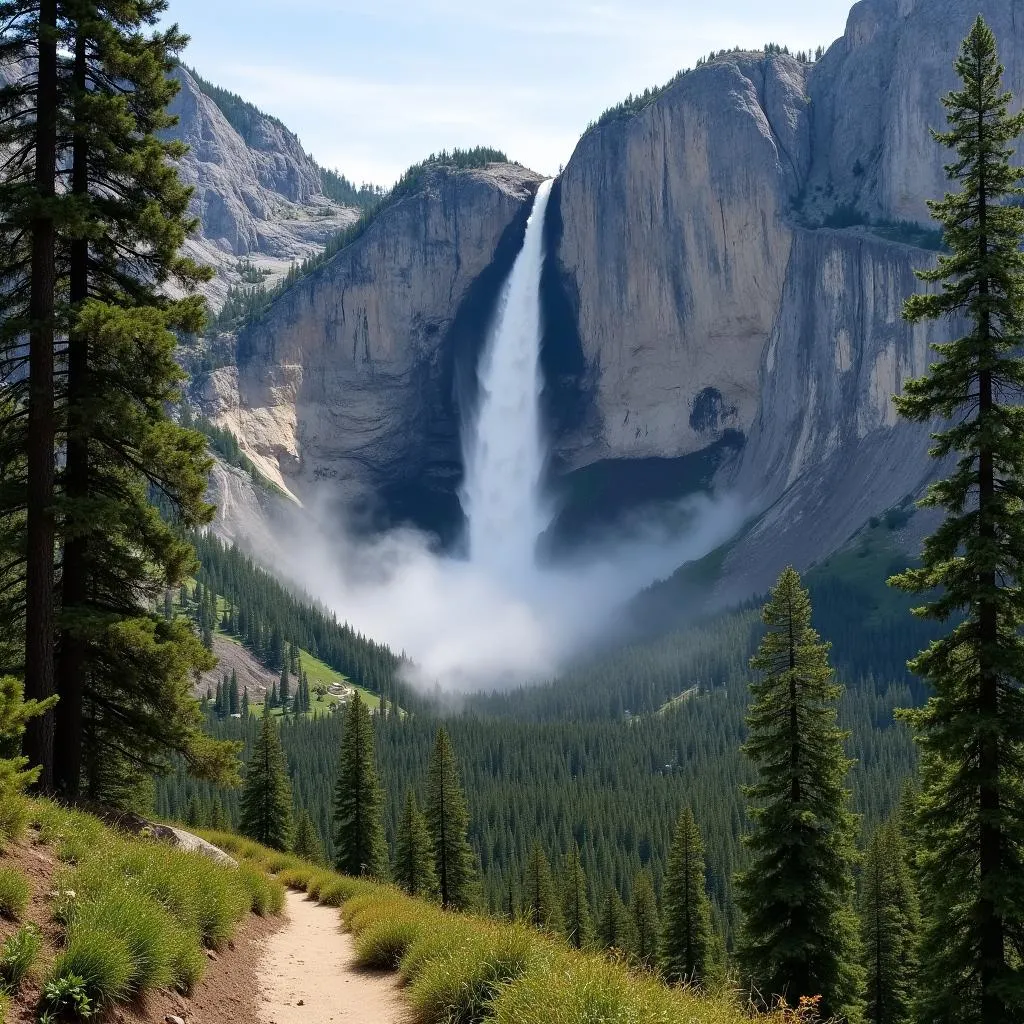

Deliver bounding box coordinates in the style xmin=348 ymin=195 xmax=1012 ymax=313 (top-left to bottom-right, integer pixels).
xmin=461 ymin=178 xmax=554 ymax=582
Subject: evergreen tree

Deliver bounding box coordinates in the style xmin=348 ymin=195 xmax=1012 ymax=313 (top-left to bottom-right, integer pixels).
xmin=394 ymin=789 xmax=438 ymax=900
xmin=659 ymin=808 xmax=719 ymax=986
xmin=214 ymin=680 xmax=224 ymax=718
xmin=426 ymin=727 xmax=476 ymax=910
xmin=229 ymin=669 xmax=240 ymax=715
xmin=279 ymin=661 xmax=290 ymax=709
xmin=522 ymin=840 xmax=560 ymax=933
xmin=597 ymin=886 xmax=635 ymax=954
xmin=561 ymin=843 xmax=592 ymax=948
xmin=241 ymin=686 xmax=249 ymax=719
xmin=859 ymin=823 xmax=918 ymax=1024
xmin=332 ymin=692 xmax=387 ymax=878
xmin=891 ymin=18 xmax=1024 ymax=1023
xmin=629 ymin=871 xmax=660 ymax=968
xmin=737 ymin=567 xmax=864 ymax=1022
xmin=268 ymin=682 xmax=278 ymax=709
xmin=293 ymin=806 xmax=325 ymax=864
xmin=239 ymin=713 xmax=293 ymax=852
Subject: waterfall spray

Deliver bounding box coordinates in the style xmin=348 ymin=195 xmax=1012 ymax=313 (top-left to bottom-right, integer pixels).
xmin=461 ymin=178 xmax=554 ymax=582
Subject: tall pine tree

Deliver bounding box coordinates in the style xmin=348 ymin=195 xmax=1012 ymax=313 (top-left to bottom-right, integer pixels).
xmin=292 ymin=806 xmax=325 ymax=864
xmin=892 ymin=17 xmax=1024 ymax=1023
xmin=393 ymin=789 xmax=438 ymax=900
xmin=859 ymin=823 xmax=918 ymax=1024
xmin=737 ymin=567 xmax=864 ymax=1023
xmin=561 ymin=843 xmax=592 ymax=949
xmin=239 ymin=712 xmax=293 ymax=852
xmin=425 ymin=727 xmax=476 ymax=910
xmin=659 ymin=808 xmax=719 ymax=986
xmin=629 ymin=871 xmax=660 ymax=969
xmin=597 ymin=886 xmax=635 ymax=955
xmin=522 ymin=840 xmax=560 ymax=933
xmin=332 ymin=692 xmax=387 ymax=878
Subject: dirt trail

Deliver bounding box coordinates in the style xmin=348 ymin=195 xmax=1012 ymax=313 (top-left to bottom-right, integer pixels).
xmin=257 ymin=890 xmax=407 ymax=1024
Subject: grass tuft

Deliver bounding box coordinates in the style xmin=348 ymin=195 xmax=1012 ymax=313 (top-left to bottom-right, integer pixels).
xmin=0 ymin=867 xmax=29 ymax=919
xmin=0 ymin=924 xmax=41 ymax=991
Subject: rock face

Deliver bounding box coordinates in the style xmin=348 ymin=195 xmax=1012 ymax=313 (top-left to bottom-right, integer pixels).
xmin=195 ymin=0 xmax=1021 ymax=588
xmin=167 ymin=66 xmax=358 ymax=305
xmin=208 ymin=163 xmax=543 ymax=537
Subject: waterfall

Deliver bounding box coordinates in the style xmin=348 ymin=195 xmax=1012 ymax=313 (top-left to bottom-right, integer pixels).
xmin=461 ymin=178 xmax=554 ymax=582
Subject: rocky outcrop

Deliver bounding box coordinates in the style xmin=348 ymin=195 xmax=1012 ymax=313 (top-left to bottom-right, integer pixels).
xmin=167 ymin=67 xmax=359 ymax=304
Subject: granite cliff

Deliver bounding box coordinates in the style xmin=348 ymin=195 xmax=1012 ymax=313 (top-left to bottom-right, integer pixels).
xmin=187 ymin=0 xmax=1021 ymax=591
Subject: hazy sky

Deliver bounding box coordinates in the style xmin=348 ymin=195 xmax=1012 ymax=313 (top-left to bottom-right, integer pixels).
xmin=168 ymin=0 xmax=857 ymax=187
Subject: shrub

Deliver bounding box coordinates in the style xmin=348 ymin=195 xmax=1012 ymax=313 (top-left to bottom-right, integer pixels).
xmin=0 ymin=867 xmax=29 ymax=919
xmin=0 ymin=924 xmax=42 ymax=991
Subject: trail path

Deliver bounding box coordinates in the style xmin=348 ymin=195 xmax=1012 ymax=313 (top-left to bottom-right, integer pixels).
xmin=256 ymin=889 xmax=407 ymax=1024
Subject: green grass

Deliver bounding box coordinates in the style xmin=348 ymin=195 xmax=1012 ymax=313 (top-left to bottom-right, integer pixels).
xmin=215 ymin=832 xmax=788 ymax=1024
xmin=0 ymin=867 xmax=29 ymax=919
xmin=30 ymin=801 xmax=284 ymax=1010
xmin=0 ymin=925 xmax=41 ymax=991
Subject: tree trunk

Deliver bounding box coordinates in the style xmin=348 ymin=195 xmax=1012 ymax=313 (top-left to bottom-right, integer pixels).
xmin=54 ymin=26 xmax=89 ymax=800
xmin=974 ymin=103 xmax=1006 ymax=1023
xmin=23 ymin=0 xmax=59 ymax=789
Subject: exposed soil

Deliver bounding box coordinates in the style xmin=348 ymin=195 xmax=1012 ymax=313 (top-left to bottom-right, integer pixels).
xmin=2 ymin=832 xmax=68 ymax=1023
xmin=196 ymin=633 xmax=279 ymax=701
xmin=114 ymin=914 xmax=280 ymax=1024
xmin=255 ymin=890 xmax=406 ymax=1024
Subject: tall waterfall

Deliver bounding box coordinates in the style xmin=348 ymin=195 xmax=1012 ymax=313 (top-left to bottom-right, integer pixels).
xmin=461 ymin=178 xmax=554 ymax=581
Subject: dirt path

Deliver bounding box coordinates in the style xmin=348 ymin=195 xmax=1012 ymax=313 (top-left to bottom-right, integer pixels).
xmin=256 ymin=890 xmax=407 ymax=1024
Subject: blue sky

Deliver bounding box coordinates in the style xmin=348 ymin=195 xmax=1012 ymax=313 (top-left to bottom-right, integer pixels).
xmin=167 ymin=0 xmax=857 ymax=187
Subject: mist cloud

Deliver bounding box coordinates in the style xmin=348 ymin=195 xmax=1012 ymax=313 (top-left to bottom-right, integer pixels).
xmin=269 ymin=492 xmax=745 ymax=693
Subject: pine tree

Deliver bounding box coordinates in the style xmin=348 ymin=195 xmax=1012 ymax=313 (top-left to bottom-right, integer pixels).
xmin=241 ymin=687 xmax=249 ymax=719
xmin=394 ymin=789 xmax=438 ymax=900
xmin=522 ymin=840 xmax=560 ymax=933
xmin=229 ymin=670 xmax=240 ymax=716
xmin=561 ymin=843 xmax=592 ymax=948
xmin=629 ymin=871 xmax=660 ymax=968
xmin=659 ymin=808 xmax=719 ymax=986
xmin=597 ymin=886 xmax=635 ymax=954
xmin=425 ymin=727 xmax=476 ymax=910
xmin=737 ymin=567 xmax=864 ymax=1022
xmin=332 ymin=692 xmax=387 ymax=878
xmin=279 ymin=662 xmax=290 ymax=709
xmin=859 ymin=823 xmax=918 ymax=1024
xmin=239 ymin=713 xmax=293 ymax=852
xmin=891 ymin=18 xmax=1024 ymax=1024
xmin=0 ymin=0 xmax=64 ymax=789
xmin=268 ymin=683 xmax=278 ymax=709
xmin=293 ymin=806 xmax=325 ymax=864
xmin=214 ymin=680 xmax=224 ymax=718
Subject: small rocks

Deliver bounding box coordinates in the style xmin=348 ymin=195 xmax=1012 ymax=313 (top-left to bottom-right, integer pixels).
xmin=206 ymin=949 xmax=219 ymax=961
xmin=166 ymin=1016 xmax=186 ymax=1024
